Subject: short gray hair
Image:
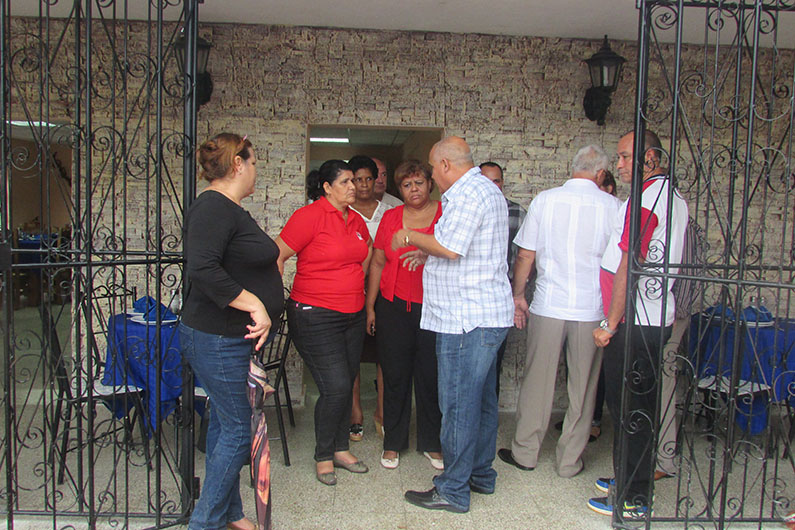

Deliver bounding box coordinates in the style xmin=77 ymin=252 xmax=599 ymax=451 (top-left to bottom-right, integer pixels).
xmin=571 ymin=145 xmax=609 ymax=176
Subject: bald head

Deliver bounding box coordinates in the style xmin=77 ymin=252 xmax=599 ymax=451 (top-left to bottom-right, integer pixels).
xmin=431 ymin=137 xmax=474 ymax=167
xmin=429 ymin=136 xmax=475 ymax=193
xmin=616 ymin=130 xmax=665 ymax=183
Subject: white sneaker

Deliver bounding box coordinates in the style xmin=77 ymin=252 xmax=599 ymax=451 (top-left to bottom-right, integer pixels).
xmin=380 ymin=451 xmax=399 ymax=469
xmin=423 ymin=451 xmax=444 ymax=470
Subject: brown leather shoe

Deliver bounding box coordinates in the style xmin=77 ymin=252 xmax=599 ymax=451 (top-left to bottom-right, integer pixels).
xmin=654 ymin=470 xmax=673 ymax=480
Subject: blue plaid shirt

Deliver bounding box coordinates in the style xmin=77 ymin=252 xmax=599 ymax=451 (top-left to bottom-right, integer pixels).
xmin=420 ymin=167 xmax=514 ymax=334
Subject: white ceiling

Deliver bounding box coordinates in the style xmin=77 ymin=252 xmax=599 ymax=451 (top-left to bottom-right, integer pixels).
xmin=11 ymin=1 xmax=795 ymax=48
xmin=207 ymin=0 xmax=640 ymax=43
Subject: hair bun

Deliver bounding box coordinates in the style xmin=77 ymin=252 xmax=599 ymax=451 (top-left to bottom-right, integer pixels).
xmin=196 ymin=133 xmax=252 ymax=182
xmin=306 ymin=169 xmax=323 ymax=201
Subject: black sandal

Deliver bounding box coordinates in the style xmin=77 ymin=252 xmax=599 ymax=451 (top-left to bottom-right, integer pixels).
xmin=349 ymin=423 xmax=363 ymax=442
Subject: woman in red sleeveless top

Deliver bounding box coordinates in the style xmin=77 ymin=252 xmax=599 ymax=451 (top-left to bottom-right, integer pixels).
xmin=366 ymin=160 xmax=444 ymax=471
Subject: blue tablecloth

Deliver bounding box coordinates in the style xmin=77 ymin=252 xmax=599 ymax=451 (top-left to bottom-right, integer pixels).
xmin=690 ymin=315 xmax=795 ymax=433
xmin=102 ymin=314 xmax=183 ymax=435
xmin=17 ymin=233 xmax=58 ymax=265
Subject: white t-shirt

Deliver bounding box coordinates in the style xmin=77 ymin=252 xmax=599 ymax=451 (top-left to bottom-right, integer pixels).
xmin=380 ymin=192 xmax=403 ymax=209
xmin=628 ymin=176 xmax=688 ymax=327
xmin=514 ymin=178 xmax=620 ymax=322
xmin=350 ymin=200 xmax=390 ymax=241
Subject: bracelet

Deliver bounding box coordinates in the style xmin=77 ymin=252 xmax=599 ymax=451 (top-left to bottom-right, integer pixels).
xmin=404 ymin=233 xmax=410 ymax=246
xmin=599 ymin=319 xmax=617 ymax=336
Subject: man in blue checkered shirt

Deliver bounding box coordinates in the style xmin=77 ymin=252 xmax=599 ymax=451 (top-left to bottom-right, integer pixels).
xmin=392 ymin=137 xmax=513 ymax=514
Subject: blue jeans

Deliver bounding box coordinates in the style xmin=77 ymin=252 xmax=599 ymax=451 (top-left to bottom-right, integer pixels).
xmin=433 ymin=327 xmax=509 ymax=511
xmin=179 ymin=323 xmax=251 ymax=530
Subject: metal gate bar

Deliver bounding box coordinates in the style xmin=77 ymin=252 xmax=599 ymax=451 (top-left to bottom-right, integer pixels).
xmin=616 ymin=1 xmax=795 ymax=528
xmin=0 ymin=1 xmax=201 ymax=528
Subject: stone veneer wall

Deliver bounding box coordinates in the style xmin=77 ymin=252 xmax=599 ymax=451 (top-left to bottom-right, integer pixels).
xmin=195 ymin=24 xmax=640 ymax=410
xmin=199 ymin=23 xmax=794 ymax=411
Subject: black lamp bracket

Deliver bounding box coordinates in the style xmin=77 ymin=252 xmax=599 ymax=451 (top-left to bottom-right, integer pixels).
xmin=583 ymin=86 xmax=613 ymax=126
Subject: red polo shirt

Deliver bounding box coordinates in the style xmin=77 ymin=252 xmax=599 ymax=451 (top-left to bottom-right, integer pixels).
xmin=280 ymin=197 xmax=370 ymax=313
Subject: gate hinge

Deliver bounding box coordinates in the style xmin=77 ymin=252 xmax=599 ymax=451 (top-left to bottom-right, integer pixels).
xmin=0 ymin=242 xmax=10 ymax=271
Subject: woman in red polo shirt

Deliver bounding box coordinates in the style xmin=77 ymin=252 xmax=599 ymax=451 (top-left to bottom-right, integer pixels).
xmin=276 ymin=159 xmax=372 ymax=486
xmin=365 ymin=160 xmax=443 ymax=470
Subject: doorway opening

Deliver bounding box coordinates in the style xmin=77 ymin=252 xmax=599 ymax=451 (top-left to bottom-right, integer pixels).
xmin=307 ymin=125 xmax=443 ymax=199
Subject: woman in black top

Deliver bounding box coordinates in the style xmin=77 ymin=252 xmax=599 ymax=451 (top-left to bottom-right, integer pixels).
xmin=180 ymin=133 xmax=283 ymax=530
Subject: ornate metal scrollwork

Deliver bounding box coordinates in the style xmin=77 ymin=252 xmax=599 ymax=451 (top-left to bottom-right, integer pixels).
xmin=3 ymin=2 xmax=192 ymax=527
xmin=617 ymin=1 xmax=795 ymax=527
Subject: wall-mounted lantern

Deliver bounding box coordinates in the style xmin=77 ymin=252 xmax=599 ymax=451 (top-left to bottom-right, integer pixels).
xmin=583 ymin=35 xmax=626 ymax=126
xmin=174 ymin=31 xmax=213 ymax=107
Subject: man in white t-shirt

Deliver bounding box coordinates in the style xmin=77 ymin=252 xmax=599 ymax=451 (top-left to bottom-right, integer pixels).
xmin=588 ymin=130 xmax=688 ymax=520
xmin=372 ymin=157 xmax=403 ymax=208
xmin=497 ymin=145 xmax=620 ymax=478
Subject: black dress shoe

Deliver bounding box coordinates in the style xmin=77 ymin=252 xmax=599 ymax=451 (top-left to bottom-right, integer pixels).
xmin=497 ymin=448 xmax=535 ymax=471
xmin=404 ymin=487 xmax=468 ymax=513
xmin=469 ymin=480 xmax=494 ymax=495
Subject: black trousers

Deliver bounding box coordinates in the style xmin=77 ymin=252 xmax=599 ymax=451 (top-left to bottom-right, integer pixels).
xmin=593 ymin=364 xmax=605 ymax=424
xmin=603 ymin=322 xmax=671 ymax=507
xmin=376 ymin=294 xmax=441 ymax=453
xmin=287 ymin=299 xmax=365 ymax=462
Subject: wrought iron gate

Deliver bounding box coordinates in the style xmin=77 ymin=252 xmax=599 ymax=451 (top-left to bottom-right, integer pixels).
xmin=617 ymin=1 xmax=795 ymax=528
xmin=0 ymin=1 xmax=201 ymax=528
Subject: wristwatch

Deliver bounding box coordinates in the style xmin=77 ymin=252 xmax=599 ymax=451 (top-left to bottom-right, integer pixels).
xmin=404 ymin=233 xmax=410 ymax=246
xmin=599 ymin=319 xmax=617 ymax=336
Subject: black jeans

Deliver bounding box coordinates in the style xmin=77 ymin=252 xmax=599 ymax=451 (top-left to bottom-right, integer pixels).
xmin=376 ymin=294 xmax=441 ymax=453
xmin=287 ymin=299 xmax=365 ymax=462
xmin=604 ymin=322 xmax=672 ymax=508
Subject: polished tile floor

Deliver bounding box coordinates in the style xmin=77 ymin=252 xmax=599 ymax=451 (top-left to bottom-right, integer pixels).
xmin=8 ymin=361 xmax=784 ymax=529
xmin=258 ymin=365 xmax=630 ymax=530
xmin=260 ymin=364 xmax=782 ymax=530
xmin=267 ymin=393 xmax=619 ymax=530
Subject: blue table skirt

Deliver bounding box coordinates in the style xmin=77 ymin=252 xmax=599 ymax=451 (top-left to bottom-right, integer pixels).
xmin=690 ymin=315 xmax=795 ymax=433
xmin=102 ymin=314 xmax=184 ymax=435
